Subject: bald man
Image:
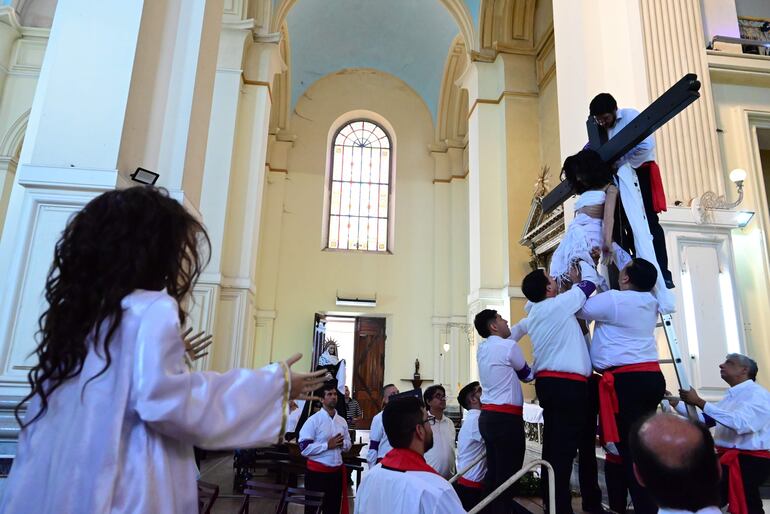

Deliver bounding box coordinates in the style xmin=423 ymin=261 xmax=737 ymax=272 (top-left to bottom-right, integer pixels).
xmin=629 ymin=413 xmax=721 ymax=514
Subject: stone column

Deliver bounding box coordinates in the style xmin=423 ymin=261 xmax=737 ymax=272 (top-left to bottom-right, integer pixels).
xmin=639 ymin=0 xmax=726 ymax=201
xmin=0 ymin=0 xmax=222 ymax=395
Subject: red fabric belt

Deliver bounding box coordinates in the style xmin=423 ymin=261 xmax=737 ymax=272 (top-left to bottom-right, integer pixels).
xmin=604 ymin=453 xmax=622 ymax=465
xmin=458 ymin=477 xmax=484 ymax=489
xmin=481 ymin=404 xmax=523 ymax=415
xmin=535 ymin=371 xmax=589 ymax=383
xmin=638 ymin=161 xmax=667 ymax=213
xmin=307 ymin=460 xmax=349 ymax=514
xmin=598 ymin=362 xmax=661 ymax=443
xmin=716 ymin=446 xmax=770 ymax=514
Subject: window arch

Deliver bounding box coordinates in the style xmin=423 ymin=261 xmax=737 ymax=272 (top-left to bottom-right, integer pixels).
xmin=326 ymin=120 xmax=393 ymax=252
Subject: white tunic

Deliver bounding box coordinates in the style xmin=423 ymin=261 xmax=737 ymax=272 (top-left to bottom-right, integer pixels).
xmin=424 ymin=414 xmax=457 ymax=478
xmin=355 ymin=464 xmax=466 ymax=514
xmin=676 ymin=380 xmax=770 ymax=451
xmin=0 ymin=290 xmax=290 ymax=514
xmin=576 ymin=289 xmax=659 ymax=370
xmin=477 ymin=325 xmax=532 ymax=408
xmin=457 ymin=409 xmax=486 ymax=483
xmin=367 ymin=411 xmax=392 ymax=468
xmin=299 ymin=409 xmax=351 ymax=466
xmin=526 ymin=284 xmax=594 ymax=377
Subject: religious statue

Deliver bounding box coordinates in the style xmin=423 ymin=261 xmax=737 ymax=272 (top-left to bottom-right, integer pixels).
xmin=413 ymin=358 xmax=421 ymax=380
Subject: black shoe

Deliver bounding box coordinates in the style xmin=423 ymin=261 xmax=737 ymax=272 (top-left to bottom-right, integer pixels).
xmin=664 ymin=279 xmax=675 ymax=289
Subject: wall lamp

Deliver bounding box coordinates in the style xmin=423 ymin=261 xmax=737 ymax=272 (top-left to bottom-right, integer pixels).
xmin=693 ymin=169 xmax=753 ymax=226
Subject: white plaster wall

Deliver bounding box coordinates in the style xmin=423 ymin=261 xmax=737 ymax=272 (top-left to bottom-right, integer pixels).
xmin=255 ymin=68 xmax=438 ymax=388
xmin=711 ymin=79 xmax=770 ymax=390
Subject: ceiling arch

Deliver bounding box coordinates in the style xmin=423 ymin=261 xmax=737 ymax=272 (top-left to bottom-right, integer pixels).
xmin=281 ymin=0 xmax=467 ymax=123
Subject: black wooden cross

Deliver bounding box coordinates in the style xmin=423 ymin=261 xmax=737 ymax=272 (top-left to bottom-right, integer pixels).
xmin=540 ymin=73 xmax=702 ymax=213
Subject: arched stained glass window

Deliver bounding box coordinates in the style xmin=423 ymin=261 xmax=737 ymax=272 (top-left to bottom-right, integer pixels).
xmin=327 ymin=120 xmax=392 ymax=252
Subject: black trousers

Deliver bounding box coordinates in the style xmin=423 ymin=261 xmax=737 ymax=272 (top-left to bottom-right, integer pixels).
xmin=721 ymin=454 xmax=770 ymax=514
xmin=635 ymin=163 xmax=672 ymax=283
xmin=611 ymin=371 xmax=665 ymax=514
xmin=577 ymin=375 xmax=602 ymax=511
xmin=305 ymin=468 xmax=343 ymax=514
xmin=455 ymin=483 xmax=484 ymax=511
xmin=604 ymin=457 xmax=628 ymax=514
xmin=479 ymin=410 xmax=525 ymax=514
xmin=537 ymin=377 xmax=590 ymax=514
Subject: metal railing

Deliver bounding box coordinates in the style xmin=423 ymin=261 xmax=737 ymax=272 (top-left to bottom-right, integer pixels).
xmin=467 ymin=460 xmax=555 ymax=514
xmin=448 ymin=452 xmax=486 ymax=485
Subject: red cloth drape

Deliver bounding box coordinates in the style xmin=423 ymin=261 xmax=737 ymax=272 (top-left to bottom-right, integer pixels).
xmin=640 ymin=161 xmax=667 ymax=213
xmin=597 ymin=362 xmax=661 ymax=443
xmin=379 ymin=448 xmax=439 ymax=475
xmin=307 ymin=460 xmax=349 ymax=514
xmin=716 ymin=447 xmax=770 ymax=514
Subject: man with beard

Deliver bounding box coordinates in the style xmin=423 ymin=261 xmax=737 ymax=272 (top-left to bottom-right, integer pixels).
xmin=355 ymin=396 xmax=466 ymax=513
xmin=299 ymin=381 xmax=352 ymax=514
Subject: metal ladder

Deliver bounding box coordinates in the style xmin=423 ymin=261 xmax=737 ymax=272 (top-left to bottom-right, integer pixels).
xmin=657 ymin=313 xmax=699 ymax=419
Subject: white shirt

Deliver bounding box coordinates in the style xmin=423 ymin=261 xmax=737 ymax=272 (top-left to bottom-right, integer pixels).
xmin=0 ymin=290 xmax=290 ymax=514
xmin=367 ymin=411 xmax=392 ymax=468
xmin=577 ymin=289 xmax=660 ymax=370
xmin=299 ymin=409 xmax=352 ymax=467
xmin=657 ymin=507 xmax=721 ymax=514
xmin=607 ymin=108 xmax=656 ymax=169
xmin=355 ymin=464 xmax=466 ymax=514
xmin=424 ymin=414 xmax=457 ymax=478
xmin=677 ymin=380 xmax=770 ymax=451
xmin=457 ymin=409 xmax=486 ymax=483
xmin=477 ymin=324 xmax=533 ymax=407
xmin=526 ymin=284 xmax=594 ymax=377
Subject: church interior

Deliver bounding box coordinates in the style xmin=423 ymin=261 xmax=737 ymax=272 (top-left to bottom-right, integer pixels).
xmin=0 ymin=0 xmax=769 ymax=511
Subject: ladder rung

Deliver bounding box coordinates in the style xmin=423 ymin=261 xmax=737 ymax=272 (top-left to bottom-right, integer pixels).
xmin=658 ymin=359 xmax=675 ymax=364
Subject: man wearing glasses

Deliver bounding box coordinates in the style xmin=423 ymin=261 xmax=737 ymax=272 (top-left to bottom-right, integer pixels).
xmin=423 ymin=385 xmax=457 ymax=478
xmin=355 ymin=396 xmax=465 ymax=513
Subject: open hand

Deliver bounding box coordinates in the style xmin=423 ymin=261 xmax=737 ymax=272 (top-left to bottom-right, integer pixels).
xmin=182 ymin=327 xmax=213 ymax=366
xmin=568 ymin=262 xmax=582 ymax=285
xmin=285 ymin=353 xmax=332 ymax=401
xmin=679 ymin=387 xmax=706 ymax=410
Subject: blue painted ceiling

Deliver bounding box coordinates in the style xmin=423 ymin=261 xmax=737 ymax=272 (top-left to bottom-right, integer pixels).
xmin=286 ymin=0 xmax=461 ymax=122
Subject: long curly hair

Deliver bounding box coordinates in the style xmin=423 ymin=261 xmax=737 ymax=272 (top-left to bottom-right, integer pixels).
xmin=562 ymin=149 xmax=614 ymax=194
xmin=15 ymin=186 xmax=210 ymax=427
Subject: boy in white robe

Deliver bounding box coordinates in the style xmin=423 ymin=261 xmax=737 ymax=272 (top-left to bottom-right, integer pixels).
xmin=355 ymin=396 xmax=466 ymax=514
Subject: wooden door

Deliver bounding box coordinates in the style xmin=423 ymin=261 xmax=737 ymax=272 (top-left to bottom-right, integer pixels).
xmin=352 ymin=317 xmax=386 ymax=429
xmin=311 ymin=313 xmax=327 ymax=370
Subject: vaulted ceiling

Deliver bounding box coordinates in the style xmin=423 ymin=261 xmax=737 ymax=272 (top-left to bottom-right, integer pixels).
xmin=285 ymin=0 xmax=461 ymax=123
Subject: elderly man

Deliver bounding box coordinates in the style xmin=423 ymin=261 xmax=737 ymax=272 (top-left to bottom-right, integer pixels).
xmin=677 ymin=354 xmax=770 ymax=514
xmin=355 ymin=396 xmax=465 ymax=514
xmin=423 ymin=385 xmax=456 ymax=478
xmin=629 ymin=413 xmax=722 ymax=514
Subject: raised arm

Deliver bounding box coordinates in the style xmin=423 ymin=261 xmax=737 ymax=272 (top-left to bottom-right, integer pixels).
xmin=131 ymin=296 xmax=290 ymax=449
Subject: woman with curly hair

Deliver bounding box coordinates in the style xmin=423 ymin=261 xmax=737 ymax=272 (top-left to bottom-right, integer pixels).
xmin=1 ymin=186 xmax=327 ymax=514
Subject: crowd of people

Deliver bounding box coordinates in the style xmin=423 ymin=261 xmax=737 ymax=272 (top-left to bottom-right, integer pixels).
xmin=1 ymin=94 xmax=768 ymax=514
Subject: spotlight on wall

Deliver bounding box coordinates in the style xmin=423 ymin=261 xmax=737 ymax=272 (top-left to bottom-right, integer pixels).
xmin=736 ymin=211 xmax=755 ymax=228
xmin=335 ymin=295 xmax=376 ymax=308
xmin=130 ymin=167 xmax=160 ymax=185
xmin=443 ymin=342 xmax=451 ymax=353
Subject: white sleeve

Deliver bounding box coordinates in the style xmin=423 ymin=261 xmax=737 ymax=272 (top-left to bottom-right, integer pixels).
xmin=342 ymin=419 xmax=352 ymax=452
xmin=556 ymin=282 xmax=594 ymax=314
xmin=367 ymin=416 xmax=382 ymax=467
xmin=508 ymin=318 xmax=528 ymax=341
xmin=672 ymin=401 xmax=706 ymax=423
xmin=425 ymin=486 xmax=468 ymax=514
xmin=131 ymin=296 xmax=289 ymax=449
xmin=577 ymin=292 xmax=617 ymax=322
xmin=299 ymin=415 xmax=329 ymax=457
xmin=506 ymin=343 xmax=533 ymax=383
xmin=703 ymin=397 xmax=770 ymax=435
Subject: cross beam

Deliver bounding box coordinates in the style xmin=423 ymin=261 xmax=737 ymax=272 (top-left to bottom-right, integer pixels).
xmin=540 ymin=74 xmax=701 ymax=214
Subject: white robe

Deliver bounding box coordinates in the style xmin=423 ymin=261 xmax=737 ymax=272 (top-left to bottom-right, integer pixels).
xmin=0 ymin=289 xmax=290 ymax=514
xmin=355 ymin=464 xmax=466 ymax=514
xmin=615 ymin=164 xmax=675 ymax=313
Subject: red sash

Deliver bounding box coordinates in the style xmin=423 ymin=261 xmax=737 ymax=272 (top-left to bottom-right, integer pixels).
xmin=307 ymin=460 xmax=349 ymax=514
xmin=481 ymin=404 xmax=523 ymax=415
xmin=639 ymin=161 xmax=667 ymax=213
xmin=604 ymin=452 xmax=622 ymax=465
xmin=598 ymin=362 xmax=661 ymax=443
xmin=379 ymin=448 xmax=440 ymax=475
xmin=458 ymin=476 xmax=484 ymax=489
xmin=535 ymin=371 xmax=589 ymax=383
xmin=716 ymin=446 xmax=770 ymax=514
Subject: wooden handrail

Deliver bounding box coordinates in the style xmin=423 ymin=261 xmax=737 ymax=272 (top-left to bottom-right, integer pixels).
xmin=467 ymin=459 xmax=556 ymax=514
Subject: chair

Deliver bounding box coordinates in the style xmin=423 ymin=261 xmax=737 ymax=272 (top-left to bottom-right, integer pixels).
xmin=238 ymin=480 xmax=288 ymax=514
xmin=197 ymin=480 xmax=219 ymax=514
xmin=281 ymin=487 xmax=325 ymax=514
